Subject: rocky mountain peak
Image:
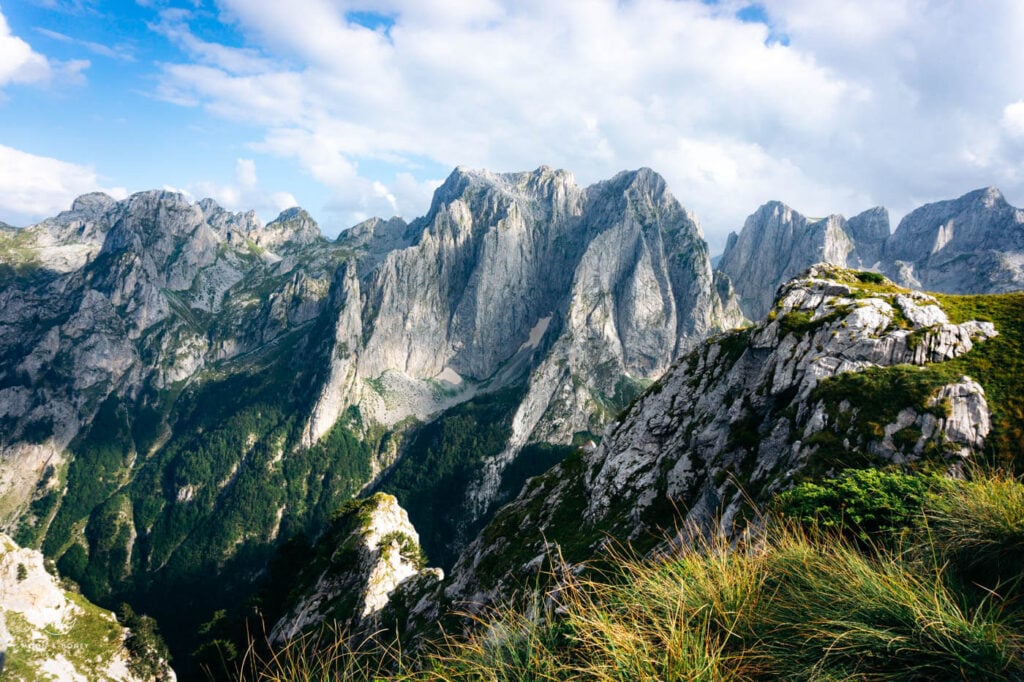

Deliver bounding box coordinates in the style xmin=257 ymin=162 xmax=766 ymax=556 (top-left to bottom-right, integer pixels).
xmin=717 ymin=199 xmax=850 ymax=320
xmin=68 ymin=192 xmax=117 ymax=219
xmin=882 ymin=187 xmax=1024 ymax=292
xmin=196 ymin=196 xmax=222 ymax=215
xmin=429 ymin=166 xmax=490 ymax=207
xmin=845 ymin=206 xmax=890 ymax=250
xmin=250 ymin=206 xmax=322 ymax=251
xmin=591 ymin=167 xmax=668 ymax=200
xmin=971 ymin=186 xmax=1006 ymax=208
xmin=428 ymin=166 xmax=579 ymax=218
xmin=269 ymin=493 xmax=439 ymax=644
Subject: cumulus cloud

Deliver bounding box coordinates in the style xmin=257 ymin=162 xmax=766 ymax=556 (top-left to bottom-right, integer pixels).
xmin=0 ymin=8 xmax=89 ymax=90
xmin=150 ymin=0 xmax=1024 ymax=248
xmin=0 ymin=10 xmax=53 ymax=86
xmin=192 ymin=158 xmax=298 ymax=220
xmin=0 ymin=144 xmax=126 ymax=225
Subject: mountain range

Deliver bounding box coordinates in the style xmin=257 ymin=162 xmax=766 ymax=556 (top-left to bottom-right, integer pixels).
xmin=0 ymin=167 xmax=1021 ymax=677
xmin=719 ymin=186 xmax=1024 ymax=319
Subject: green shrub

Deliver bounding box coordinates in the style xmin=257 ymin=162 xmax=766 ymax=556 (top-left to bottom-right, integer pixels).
xmin=855 ymin=270 xmax=887 ymax=284
xmin=118 ymin=603 xmax=173 ymax=681
xmin=776 ymin=468 xmax=943 ymax=545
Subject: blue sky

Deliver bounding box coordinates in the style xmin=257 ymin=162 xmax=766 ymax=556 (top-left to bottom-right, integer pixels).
xmin=2 ymin=1 xmax=1023 ymax=251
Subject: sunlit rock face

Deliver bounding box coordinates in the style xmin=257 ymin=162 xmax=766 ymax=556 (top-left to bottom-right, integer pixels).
xmin=269 ymin=493 xmax=440 ymax=644
xmin=718 ymin=202 xmax=889 ymax=320
xmin=0 ymin=533 xmax=175 ymax=681
xmin=882 ymin=187 xmax=1024 ymax=293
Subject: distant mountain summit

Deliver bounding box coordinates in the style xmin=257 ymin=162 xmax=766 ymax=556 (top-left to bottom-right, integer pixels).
xmin=718 ymin=187 xmax=1024 ymax=320
xmin=884 ymin=187 xmax=1024 ymax=292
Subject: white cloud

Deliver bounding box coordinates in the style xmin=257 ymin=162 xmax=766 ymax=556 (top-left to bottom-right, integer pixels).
xmin=0 ymin=9 xmax=52 ymax=86
xmin=35 ymin=27 xmax=135 ymax=62
xmin=192 ymin=158 xmax=298 ymax=220
xmin=1003 ymin=101 xmax=1024 ymax=139
xmin=148 ymin=0 xmax=1024 ymax=247
xmin=0 ymin=7 xmax=90 ymax=90
xmin=0 ymin=144 xmax=126 ymax=224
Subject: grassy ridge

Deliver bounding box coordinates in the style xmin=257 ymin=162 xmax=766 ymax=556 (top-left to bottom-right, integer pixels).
xmin=807 ymin=291 xmax=1024 ymax=475
xmin=935 ymin=293 xmax=1024 ymax=470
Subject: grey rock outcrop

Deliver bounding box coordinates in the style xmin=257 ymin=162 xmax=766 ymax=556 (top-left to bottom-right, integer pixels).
xmin=845 ymin=206 xmax=890 ymax=267
xmin=249 ymin=206 xmax=323 ymax=252
xmin=269 ymin=493 xmax=440 ymax=643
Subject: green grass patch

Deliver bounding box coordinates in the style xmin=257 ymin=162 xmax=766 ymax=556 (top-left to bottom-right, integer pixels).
xmin=776 ymin=468 xmax=945 ymax=546
xmin=934 ymin=292 xmax=1024 ymax=471
xmin=778 ymin=306 xmax=849 ymax=337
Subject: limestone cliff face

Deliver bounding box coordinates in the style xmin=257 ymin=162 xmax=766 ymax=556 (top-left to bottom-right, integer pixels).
xmin=297 ymin=167 xmax=743 ymax=535
xmin=717 ymin=188 xmax=1024 ymax=322
xmin=423 ymin=266 xmax=997 ymax=622
xmin=845 ymin=206 xmax=890 ymax=267
xmin=882 ymin=187 xmax=1024 ymax=293
xmin=307 ymin=167 xmax=742 ymax=440
xmin=0 ymin=533 xmax=174 ymax=681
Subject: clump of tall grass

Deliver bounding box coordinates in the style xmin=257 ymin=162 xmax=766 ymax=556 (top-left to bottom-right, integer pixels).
xmin=411 ymin=542 xmax=759 ymax=681
xmin=756 ymin=532 xmax=1019 ymax=679
xmin=415 ymin=526 xmax=1023 ymax=680
xmin=923 ymin=472 xmax=1024 ymax=592
xmin=237 ymin=622 xmax=406 ymax=682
